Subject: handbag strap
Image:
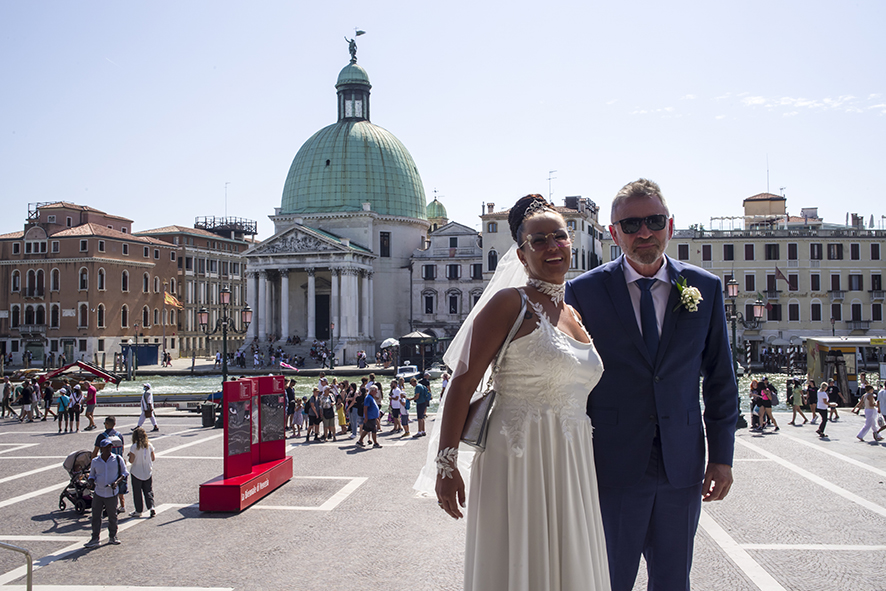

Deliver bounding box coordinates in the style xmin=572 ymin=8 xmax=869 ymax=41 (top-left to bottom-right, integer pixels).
xmin=484 ymin=289 xmax=528 ymax=390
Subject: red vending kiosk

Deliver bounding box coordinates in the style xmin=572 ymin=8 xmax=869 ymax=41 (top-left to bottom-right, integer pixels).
xmin=199 ymin=376 xmax=293 ymax=512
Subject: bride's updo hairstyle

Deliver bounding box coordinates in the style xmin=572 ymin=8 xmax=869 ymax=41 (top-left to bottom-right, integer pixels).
xmin=508 ymin=194 xmax=559 ymax=244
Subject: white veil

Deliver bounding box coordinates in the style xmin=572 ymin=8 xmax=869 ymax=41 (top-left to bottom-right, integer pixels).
xmin=413 ymin=244 xmax=528 ymax=495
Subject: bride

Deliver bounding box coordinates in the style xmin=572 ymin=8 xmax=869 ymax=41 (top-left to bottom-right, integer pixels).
xmin=416 ymin=195 xmax=610 ymax=591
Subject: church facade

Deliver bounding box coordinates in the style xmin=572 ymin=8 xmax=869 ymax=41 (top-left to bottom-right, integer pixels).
xmin=243 ymin=50 xmax=429 ymax=364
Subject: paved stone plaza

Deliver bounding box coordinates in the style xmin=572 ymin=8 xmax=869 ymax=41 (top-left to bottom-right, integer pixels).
xmin=0 ymin=406 xmax=884 ymax=591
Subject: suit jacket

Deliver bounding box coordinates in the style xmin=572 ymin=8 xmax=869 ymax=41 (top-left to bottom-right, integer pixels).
xmin=566 ymin=255 xmax=738 ymax=489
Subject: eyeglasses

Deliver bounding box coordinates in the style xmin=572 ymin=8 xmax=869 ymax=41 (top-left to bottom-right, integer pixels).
xmin=520 ymin=229 xmax=573 ymax=251
xmin=613 ymin=214 xmax=668 ymax=234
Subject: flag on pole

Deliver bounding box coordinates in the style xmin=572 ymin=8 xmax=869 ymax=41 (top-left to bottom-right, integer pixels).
xmin=775 ymin=267 xmax=788 ymax=282
xmin=164 ymin=292 xmax=184 ymax=309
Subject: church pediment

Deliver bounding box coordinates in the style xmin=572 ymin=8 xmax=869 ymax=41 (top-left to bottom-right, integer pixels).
xmin=245 ymin=225 xmax=362 ymax=256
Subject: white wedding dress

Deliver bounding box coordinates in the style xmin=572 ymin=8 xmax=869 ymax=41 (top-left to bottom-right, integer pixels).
xmin=464 ymin=300 xmax=611 ymax=591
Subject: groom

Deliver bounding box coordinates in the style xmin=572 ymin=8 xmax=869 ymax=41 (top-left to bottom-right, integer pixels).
xmin=566 ymin=179 xmax=738 ymax=590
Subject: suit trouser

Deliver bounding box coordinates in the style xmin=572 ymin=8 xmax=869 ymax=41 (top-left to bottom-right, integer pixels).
xmin=598 ymin=436 xmax=702 ymax=591
xmin=91 ymin=495 xmax=118 ymax=539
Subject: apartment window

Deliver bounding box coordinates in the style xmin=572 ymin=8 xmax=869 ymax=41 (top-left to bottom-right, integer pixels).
xmin=745 ymin=274 xmax=755 ymax=292
xmin=98 ymin=339 xmax=105 ymax=352
xmin=78 ymin=304 xmax=88 ymax=328
xmin=198 ymin=259 xmax=205 ymax=274
xmin=154 ymin=308 xmax=160 ymax=325
xmin=767 ymin=275 xmax=777 ymax=292
xmin=47 ymin=215 xmax=56 ymax=223
xmin=209 ymin=260 xmax=217 ymax=274
xmin=121 ymin=305 xmax=128 ymax=327
xmin=12 ymin=243 xmax=20 ymax=255
xmin=170 ymin=252 xmax=176 ymax=261
xmin=79 ymin=240 xmax=88 ymax=252
xmin=424 ymin=294 xmax=434 ymax=314
xmin=789 ymin=302 xmax=800 ymax=322
xmin=122 ymin=270 xmax=129 ymax=292
xmin=487 ymin=222 xmax=498 ymax=233
xmin=767 ymin=304 xmax=782 ymax=322
xmin=471 ymin=264 xmax=483 ymax=280
xmin=11 ymin=270 xmax=20 ymax=292
xmin=488 ymin=250 xmax=498 ymax=272
xmin=744 ymin=244 xmax=754 ymax=261
xmin=78 ymin=339 xmax=87 ymax=352
xmin=449 ymin=294 xmax=459 ymax=314
xmin=422 ymin=265 xmax=436 ymax=280
xmin=449 ymin=237 xmax=458 ymax=248
xmin=702 ymin=245 xmax=711 ymax=261
xmin=447 ymin=264 xmax=461 ymax=280
xmin=831 ymin=275 xmax=841 ymax=291
xmin=810 ymin=274 xmax=821 ymax=291
xmin=872 ymin=274 xmax=882 ymax=291
xmin=143 ymin=273 xmax=150 ymax=293
xmin=787 ymin=243 xmax=798 ymax=260
xmin=51 ymin=269 xmax=60 ymax=291
xmin=850 ymin=243 xmax=860 ymax=261
xmin=831 ymin=303 xmax=842 ymax=321
xmin=98 ymin=240 xmax=105 ymax=252
xmin=723 ymin=244 xmax=734 ymax=261
xmin=50 ymin=305 xmax=59 ymax=328
xmin=872 ymin=243 xmax=880 ymax=261
xmin=849 ymin=274 xmax=863 ymax=291
xmin=154 ymin=249 xmax=160 ymax=260
xmin=142 ymin=306 xmax=150 ymax=326
xmin=66 ymin=216 xmax=72 ymax=227
xmin=873 ymin=304 xmax=883 ymax=322
xmin=144 ymin=246 xmax=149 ymax=257
xmin=610 ymin=245 xmax=622 ymax=260
xmin=97 ymin=304 xmax=105 ymax=328
xmin=10 ymin=305 xmax=20 ymax=328
xmin=810 ymin=243 xmax=823 ymax=260
xmin=97 ymin=268 xmax=106 ymax=291
xmin=185 ymin=257 xmax=193 ymax=271
xmin=678 ymin=244 xmax=689 ymax=260
xmin=379 ymin=232 xmax=391 ymax=258
xmin=827 ymin=243 xmax=843 ymax=260
xmin=811 ymin=302 xmax=822 ymax=322
xmin=788 ymin=274 xmax=798 ymax=291
xmin=764 ymin=244 xmax=779 ymax=260
xmin=122 ymin=244 xmax=129 ymax=256
xmin=79 ymin=268 xmax=88 ymax=290
xmin=154 ymin=277 xmax=160 ymax=293
xmin=178 ymin=257 xmax=183 ymax=269
xmin=49 ymin=241 xmax=59 ymax=254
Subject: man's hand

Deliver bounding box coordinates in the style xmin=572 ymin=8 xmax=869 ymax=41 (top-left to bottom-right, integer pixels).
xmin=701 ymin=462 xmax=733 ymax=502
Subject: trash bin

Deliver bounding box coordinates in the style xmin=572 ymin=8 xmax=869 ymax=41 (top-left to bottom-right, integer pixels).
xmin=201 ymin=403 xmax=217 ymax=428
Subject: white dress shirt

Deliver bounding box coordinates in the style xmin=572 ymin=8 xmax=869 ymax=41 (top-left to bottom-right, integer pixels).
xmin=622 ymin=258 xmax=671 ymax=339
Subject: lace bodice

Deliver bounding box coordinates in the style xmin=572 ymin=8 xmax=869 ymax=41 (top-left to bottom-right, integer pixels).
xmin=493 ymin=300 xmax=604 ymax=457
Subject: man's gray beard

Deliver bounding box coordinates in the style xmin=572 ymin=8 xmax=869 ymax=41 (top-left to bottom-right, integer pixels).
xmin=625 ymin=244 xmax=664 ymax=266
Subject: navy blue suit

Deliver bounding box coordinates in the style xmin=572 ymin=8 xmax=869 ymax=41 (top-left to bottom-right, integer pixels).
xmin=566 ymin=255 xmax=738 ymax=590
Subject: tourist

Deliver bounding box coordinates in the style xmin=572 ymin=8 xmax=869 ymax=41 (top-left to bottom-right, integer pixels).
xmin=356 ymin=385 xmax=382 ymax=448
xmin=83 ymin=380 xmax=98 ymax=430
xmin=69 ymin=384 xmax=84 ymax=432
xmin=128 ymin=427 xmax=156 ymax=518
xmin=134 ymin=383 xmax=159 ymax=432
xmin=815 ymin=382 xmax=830 ymax=438
xmin=56 ymin=387 xmax=71 ymax=433
xmin=852 ymin=385 xmax=882 ymax=442
xmin=84 ymin=438 xmax=127 ymax=547
xmin=389 ymin=380 xmax=402 ymax=433
xmin=787 ymin=378 xmax=808 ymax=425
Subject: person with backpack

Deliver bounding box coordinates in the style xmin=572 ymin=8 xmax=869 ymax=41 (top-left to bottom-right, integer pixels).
xmin=1 ymin=377 xmax=17 ymax=419
xmin=84 ymin=438 xmax=128 ymax=547
xmin=57 ymin=387 xmax=71 ymax=433
xmin=409 ymin=377 xmax=432 ymax=438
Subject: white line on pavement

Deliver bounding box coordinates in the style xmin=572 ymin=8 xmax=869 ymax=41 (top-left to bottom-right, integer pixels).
xmin=0 ymin=443 xmax=39 ymax=455
xmin=736 ymin=438 xmax=886 ymax=519
xmin=775 ymin=430 xmax=886 ymax=478
xmin=155 ymin=433 xmax=223 ymax=456
xmin=733 ymin=458 xmax=773 ymax=462
xmin=741 ymin=544 xmax=886 ymax=551
xmin=699 ymin=510 xmax=788 ymax=591
xmin=251 ymin=476 xmax=369 ymax=511
xmin=0 ymin=535 xmax=83 ymax=541
xmin=0 ymin=482 xmax=69 ymax=510
xmin=0 ymin=463 xmax=62 ymax=485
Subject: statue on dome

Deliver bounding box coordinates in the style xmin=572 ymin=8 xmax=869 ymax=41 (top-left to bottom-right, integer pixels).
xmin=345 ymin=36 xmax=358 ymax=62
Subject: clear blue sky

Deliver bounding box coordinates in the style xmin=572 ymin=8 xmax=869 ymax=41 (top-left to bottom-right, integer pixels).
xmin=2 ymin=1 xmax=884 ymax=239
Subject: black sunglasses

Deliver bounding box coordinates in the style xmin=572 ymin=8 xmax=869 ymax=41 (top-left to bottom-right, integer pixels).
xmin=613 ymin=214 xmax=668 ymax=234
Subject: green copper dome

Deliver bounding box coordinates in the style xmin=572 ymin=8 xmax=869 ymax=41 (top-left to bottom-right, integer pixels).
xmin=427 ymin=197 xmax=447 ymax=219
xmin=280 ymin=59 xmax=426 ymax=220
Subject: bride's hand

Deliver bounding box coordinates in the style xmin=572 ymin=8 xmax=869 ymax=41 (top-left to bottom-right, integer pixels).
xmin=436 ymin=469 xmax=466 ymax=519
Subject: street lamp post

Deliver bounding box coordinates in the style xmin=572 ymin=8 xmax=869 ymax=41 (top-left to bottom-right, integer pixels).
xmin=329 ymin=323 xmax=335 ymax=370
xmin=725 ymin=278 xmax=765 ymax=429
xmin=198 ymin=286 xmax=252 ymax=427
xmin=132 ymin=323 xmax=140 ymax=379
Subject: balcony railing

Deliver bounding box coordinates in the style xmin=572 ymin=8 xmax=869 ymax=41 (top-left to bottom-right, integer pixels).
xmin=18 ymin=324 xmax=46 ymax=335
xmin=23 ymin=287 xmax=45 ymax=298
xmin=764 ymin=290 xmax=781 ymax=300
xmin=828 ymin=290 xmax=845 ymax=301
xmin=847 ymin=320 xmax=871 ymax=331
xmin=871 ymin=290 xmax=885 ymax=301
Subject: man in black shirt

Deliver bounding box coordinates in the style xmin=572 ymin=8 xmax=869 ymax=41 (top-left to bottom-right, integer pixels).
xmin=19 ymin=379 xmax=35 ymax=423
xmin=827 ymin=379 xmax=842 ymax=421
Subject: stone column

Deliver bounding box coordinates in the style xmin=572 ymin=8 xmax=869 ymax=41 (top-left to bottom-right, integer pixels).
xmin=279 ymin=269 xmax=289 ymax=340
xmin=348 ymin=268 xmax=359 ymax=339
xmin=306 ymin=268 xmax=316 ymax=340
xmin=367 ymin=271 xmax=374 ymax=340
xmin=264 ymin=271 xmax=274 ymax=340
xmin=257 ymin=271 xmax=267 ymax=340
xmin=330 ymin=268 xmax=340 ymax=340
xmin=361 ymin=270 xmax=370 ymax=337
xmin=248 ymin=271 xmax=260 ymax=342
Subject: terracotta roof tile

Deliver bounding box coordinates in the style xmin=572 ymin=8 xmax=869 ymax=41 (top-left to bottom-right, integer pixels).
xmin=0 ymin=231 xmax=24 ymax=240
xmin=50 ymin=223 xmax=172 ymax=245
xmin=743 ymin=192 xmax=785 ymax=201
xmin=135 ymin=225 xmax=232 ymax=240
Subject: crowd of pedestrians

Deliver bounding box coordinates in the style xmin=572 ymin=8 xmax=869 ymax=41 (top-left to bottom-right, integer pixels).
xmin=2 ymin=375 xmax=99 ymax=433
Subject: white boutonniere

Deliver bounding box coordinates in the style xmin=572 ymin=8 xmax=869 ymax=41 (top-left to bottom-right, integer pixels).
xmin=674 ymin=276 xmax=703 ymax=312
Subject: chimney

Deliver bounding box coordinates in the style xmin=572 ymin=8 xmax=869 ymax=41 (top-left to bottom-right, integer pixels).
xmin=487 ymin=203 xmax=495 ymax=214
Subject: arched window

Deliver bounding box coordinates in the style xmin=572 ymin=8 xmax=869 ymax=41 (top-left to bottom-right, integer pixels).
xmin=97 ymin=304 xmax=105 ymax=328
xmin=488 ymin=250 xmax=498 ymax=272
xmin=143 ymin=273 xmax=150 ymax=293
xmin=35 ymin=305 xmax=45 ymax=325
xmin=79 ymin=267 xmax=88 ymax=290
xmin=27 ymin=270 xmax=36 ymax=296
xmin=170 ymin=278 xmax=176 ymax=294
xmin=79 ymin=304 xmax=88 ymax=328
xmin=142 ymin=306 xmax=150 ymax=327
xmin=121 ymin=270 xmax=129 ymax=292
xmin=24 ymin=305 xmax=35 ymax=325
xmin=153 ymin=308 xmax=159 ymax=325
xmin=36 ymin=269 xmax=44 ymax=295
xmin=11 ymin=270 xmax=20 ymax=292
xmin=11 ymin=305 xmax=20 ymax=327
xmin=170 ymin=309 xmax=176 ymax=326
xmin=50 ymin=304 xmax=59 ymax=328
xmin=97 ymin=268 xmax=106 ymax=291
xmin=121 ymin=305 xmax=129 ymax=328
xmin=51 ymin=268 xmax=60 ymax=291
xmin=154 ymin=276 xmax=160 ymax=293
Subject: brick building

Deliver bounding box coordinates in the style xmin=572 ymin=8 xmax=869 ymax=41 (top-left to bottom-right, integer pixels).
xmin=0 ymin=202 xmax=177 ymax=367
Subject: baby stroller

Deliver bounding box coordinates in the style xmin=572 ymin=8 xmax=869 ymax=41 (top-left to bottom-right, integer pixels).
xmin=59 ymin=450 xmax=93 ymax=514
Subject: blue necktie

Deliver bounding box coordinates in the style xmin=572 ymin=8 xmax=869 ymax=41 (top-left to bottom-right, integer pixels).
xmin=637 ymin=278 xmax=659 ymax=360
